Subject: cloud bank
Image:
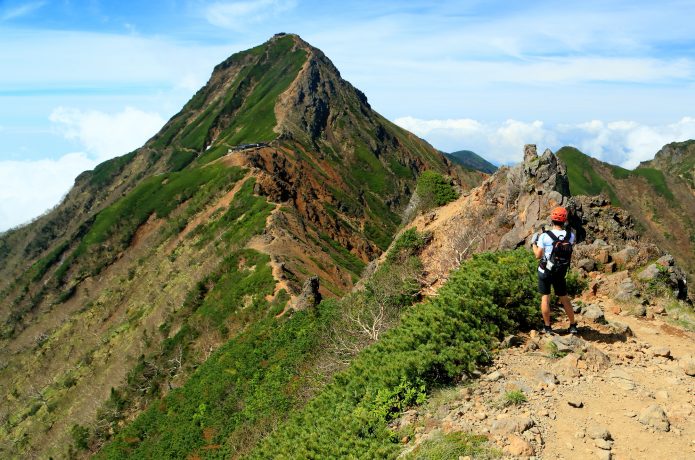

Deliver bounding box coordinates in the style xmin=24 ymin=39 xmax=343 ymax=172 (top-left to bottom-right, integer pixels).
xmin=395 ymin=116 xmax=695 ymax=168
xmin=0 ymin=107 xmax=164 ymax=232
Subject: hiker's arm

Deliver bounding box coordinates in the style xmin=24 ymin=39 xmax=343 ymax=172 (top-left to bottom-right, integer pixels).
xmin=532 ymin=243 xmax=543 ymax=259
xmin=532 ymin=234 xmax=544 ymax=259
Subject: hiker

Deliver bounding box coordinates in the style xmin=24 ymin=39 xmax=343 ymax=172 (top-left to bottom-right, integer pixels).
xmin=532 ymin=207 xmax=578 ymax=335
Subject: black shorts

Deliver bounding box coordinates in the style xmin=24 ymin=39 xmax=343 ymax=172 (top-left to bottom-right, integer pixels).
xmin=537 ymin=269 xmax=568 ymax=296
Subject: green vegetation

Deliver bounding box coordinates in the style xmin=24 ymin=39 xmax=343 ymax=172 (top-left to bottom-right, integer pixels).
xmin=318 ymin=232 xmax=366 ymax=276
xmin=559 ymin=146 xmax=676 ymax=203
xmin=85 ymin=151 xmax=137 ymax=188
xmin=56 ymin=165 xmax=245 ymax=280
xmin=416 ymin=170 xmax=458 ymax=209
xmin=97 ymin=303 xmax=335 ymax=459
xmin=192 ymin=177 xmax=274 ymax=247
xmin=250 ymin=249 xmax=539 ymax=458
xmin=28 ymin=240 xmax=69 ymax=282
xmin=218 ymin=37 xmax=306 ymax=147
xmin=387 ymin=228 xmax=430 ymax=262
xmin=556 ymin=147 xmax=620 ymax=205
xmin=632 ymin=168 xmax=675 ymax=202
xmin=167 ymin=150 xmax=197 ymax=172
xmin=546 ymin=341 xmax=567 ymax=359
xmin=405 ymin=432 xmax=500 ymax=460
xmin=352 ymin=144 xmax=391 ymax=194
xmin=502 ymin=390 xmax=527 ymax=407
xmin=565 ymin=270 xmax=588 ymax=297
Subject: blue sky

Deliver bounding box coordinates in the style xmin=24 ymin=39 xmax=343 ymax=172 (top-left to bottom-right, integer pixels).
xmin=2 ymin=0 xmax=695 ymax=230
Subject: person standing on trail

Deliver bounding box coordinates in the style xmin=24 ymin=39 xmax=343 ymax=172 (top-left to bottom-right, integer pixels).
xmin=532 ymin=207 xmax=578 ymax=335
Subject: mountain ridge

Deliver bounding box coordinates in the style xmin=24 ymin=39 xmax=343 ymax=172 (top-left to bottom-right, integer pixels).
xmin=0 ymin=33 xmax=482 ymax=459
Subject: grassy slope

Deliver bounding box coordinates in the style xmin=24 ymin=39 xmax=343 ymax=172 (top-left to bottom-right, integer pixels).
xmin=556 ymin=146 xmax=621 ymax=205
xmin=96 ymin=247 xmax=538 ymax=460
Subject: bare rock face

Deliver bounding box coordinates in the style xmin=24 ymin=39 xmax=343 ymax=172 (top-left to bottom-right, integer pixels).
xmin=496 ymin=146 xmax=571 ymax=250
xmin=294 ymin=276 xmax=322 ymax=310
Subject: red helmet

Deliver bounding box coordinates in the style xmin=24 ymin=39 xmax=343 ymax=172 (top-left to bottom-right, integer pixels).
xmin=550 ymin=207 xmax=568 ymax=223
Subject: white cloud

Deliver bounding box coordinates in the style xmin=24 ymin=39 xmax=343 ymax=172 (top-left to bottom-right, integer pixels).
xmin=49 ymin=107 xmax=165 ymax=160
xmin=0 ymin=152 xmax=95 ymax=231
xmin=1 ymin=1 xmax=46 ymax=21
xmin=561 ymin=117 xmax=695 ymax=168
xmin=0 ymin=107 xmax=166 ymax=231
xmin=394 ymin=116 xmax=695 ymax=168
xmin=205 ymin=0 xmax=298 ymax=30
xmin=395 ymin=116 xmax=556 ymax=164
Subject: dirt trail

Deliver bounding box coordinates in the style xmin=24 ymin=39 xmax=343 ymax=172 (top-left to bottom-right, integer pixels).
xmin=398 ymin=296 xmax=695 ymax=459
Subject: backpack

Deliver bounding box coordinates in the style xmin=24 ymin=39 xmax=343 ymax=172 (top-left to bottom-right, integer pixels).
xmin=544 ymin=230 xmax=573 ymax=273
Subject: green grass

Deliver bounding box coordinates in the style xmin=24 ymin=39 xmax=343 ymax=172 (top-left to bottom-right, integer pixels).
xmin=85 ymin=151 xmax=137 ymax=188
xmin=632 ymin=168 xmax=675 ymax=202
xmin=55 ymin=165 xmax=245 ymax=280
xmin=405 ymin=432 xmax=500 ymax=460
xmin=220 ymin=37 xmax=307 ymax=146
xmin=197 ymin=249 xmax=275 ymax=325
xmin=167 ymin=150 xmax=197 ymax=172
xmin=318 ymin=232 xmax=366 ymax=276
xmin=352 ymin=144 xmax=391 ymax=194
xmin=193 ymin=177 xmax=274 ymax=247
xmin=502 ymin=390 xmax=527 ymax=406
xmin=556 ymin=146 xmax=620 ymax=205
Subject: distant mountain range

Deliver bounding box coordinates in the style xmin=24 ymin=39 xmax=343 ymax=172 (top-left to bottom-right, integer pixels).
xmin=443 ymin=149 xmax=498 ymax=174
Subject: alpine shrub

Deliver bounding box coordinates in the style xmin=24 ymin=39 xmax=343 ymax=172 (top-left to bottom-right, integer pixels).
xmin=249 ymin=249 xmax=539 ymax=458
xmin=416 ymin=171 xmax=458 ymax=209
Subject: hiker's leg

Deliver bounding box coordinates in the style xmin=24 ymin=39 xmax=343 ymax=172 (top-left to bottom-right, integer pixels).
xmin=541 ymin=294 xmax=551 ymax=326
xmin=559 ymin=295 xmax=575 ymax=324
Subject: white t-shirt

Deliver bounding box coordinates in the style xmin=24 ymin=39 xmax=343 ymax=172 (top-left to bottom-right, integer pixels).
xmin=537 ymin=228 xmax=575 ymax=261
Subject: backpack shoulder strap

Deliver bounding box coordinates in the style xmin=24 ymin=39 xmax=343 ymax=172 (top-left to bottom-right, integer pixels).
xmin=544 ymin=230 xmax=559 ymax=242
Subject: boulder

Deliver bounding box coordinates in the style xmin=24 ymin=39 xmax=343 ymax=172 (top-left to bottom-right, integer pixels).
xmin=594 ymin=248 xmax=610 ymax=264
xmin=612 ymin=246 xmax=638 ymax=267
xmin=680 ymin=356 xmax=695 ymax=376
xmin=609 ymin=369 xmax=635 ymax=390
xmin=650 ymin=347 xmax=671 ymax=358
xmin=583 ymin=304 xmax=606 ymax=323
xmin=535 ymin=370 xmax=559 ymax=385
xmin=637 ymin=264 xmax=661 ymax=282
xmin=583 ymin=346 xmax=611 ymax=370
xmin=638 ymin=404 xmax=670 ymax=432
xmin=491 ymin=416 xmax=535 ymax=435
xmin=505 ymin=434 xmax=535 ymax=457
xmin=656 ymin=254 xmax=674 ymax=267
xmin=586 ymin=424 xmax=612 ymax=440
xmin=554 ymin=353 xmax=582 ymax=378
xmin=577 ymin=258 xmax=596 ymax=272
xmin=615 ymin=279 xmax=638 ymax=303
xmin=608 ymin=321 xmax=632 ymax=336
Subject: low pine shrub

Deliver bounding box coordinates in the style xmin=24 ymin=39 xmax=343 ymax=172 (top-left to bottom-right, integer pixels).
xmin=249 ymin=249 xmax=539 ymax=458
xmin=416 ymin=171 xmax=458 ymax=209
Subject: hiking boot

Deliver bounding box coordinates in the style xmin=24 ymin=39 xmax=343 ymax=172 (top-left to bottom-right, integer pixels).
xmin=568 ymin=323 xmax=579 ymax=335
xmin=542 ymin=325 xmax=555 ymax=335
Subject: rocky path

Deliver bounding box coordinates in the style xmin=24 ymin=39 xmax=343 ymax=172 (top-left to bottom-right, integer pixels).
xmin=397 ymin=297 xmax=695 ymax=459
